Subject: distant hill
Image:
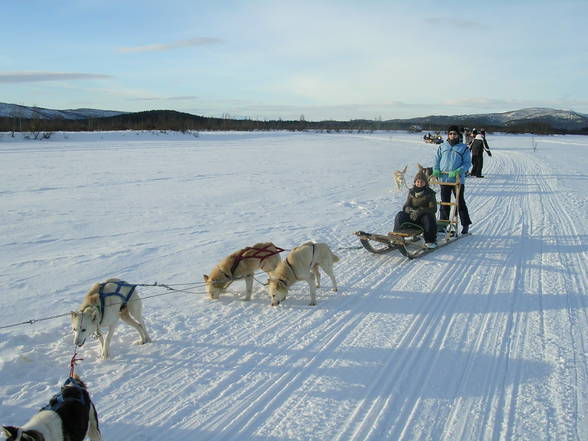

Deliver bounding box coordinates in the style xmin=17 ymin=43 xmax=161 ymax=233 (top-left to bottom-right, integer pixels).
xmin=389 ymin=108 xmax=588 ymax=132
xmin=0 ymin=103 xmax=125 ymax=120
xmin=1 ymin=103 xmax=587 ymax=134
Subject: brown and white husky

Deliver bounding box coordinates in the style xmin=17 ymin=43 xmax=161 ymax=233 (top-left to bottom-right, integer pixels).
xmin=203 ymin=242 xmax=283 ymax=300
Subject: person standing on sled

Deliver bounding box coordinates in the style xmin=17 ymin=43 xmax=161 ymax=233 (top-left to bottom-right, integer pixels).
xmin=433 ymin=125 xmax=472 ymax=234
xmin=394 ymin=171 xmax=438 ymax=249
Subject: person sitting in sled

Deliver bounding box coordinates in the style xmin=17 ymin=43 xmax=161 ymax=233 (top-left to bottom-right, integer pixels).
xmin=394 ymin=171 xmax=438 ymax=249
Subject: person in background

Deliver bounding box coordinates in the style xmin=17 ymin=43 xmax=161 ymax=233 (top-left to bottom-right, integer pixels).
xmin=432 ymin=125 xmax=472 ymax=234
xmin=481 ymin=129 xmax=492 ymax=154
xmin=465 ymin=128 xmax=474 ymax=146
xmin=394 ymin=171 xmax=438 ymax=248
xmin=469 ymin=129 xmax=492 ymax=177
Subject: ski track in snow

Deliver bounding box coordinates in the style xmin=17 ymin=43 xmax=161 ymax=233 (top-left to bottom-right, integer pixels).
xmin=1 ymin=131 xmax=588 ymax=441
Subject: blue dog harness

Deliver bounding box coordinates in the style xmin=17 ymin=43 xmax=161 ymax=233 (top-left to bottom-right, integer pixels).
xmin=41 ymin=377 xmax=86 ymax=412
xmin=98 ymin=281 xmax=136 ymax=324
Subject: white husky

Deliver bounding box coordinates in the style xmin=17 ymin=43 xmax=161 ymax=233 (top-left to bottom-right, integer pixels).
xmin=2 ymin=375 xmax=101 ymax=441
xmin=393 ymin=165 xmax=408 ymax=191
xmin=70 ymin=278 xmax=151 ymax=359
xmin=268 ymin=242 xmax=339 ymax=306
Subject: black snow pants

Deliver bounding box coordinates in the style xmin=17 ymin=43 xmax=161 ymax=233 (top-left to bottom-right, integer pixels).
xmin=471 ymin=151 xmax=484 ymax=177
xmin=394 ymin=211 xmax=437 ymax=243
xmin=439 ymin=184 xmax=472 ymax=227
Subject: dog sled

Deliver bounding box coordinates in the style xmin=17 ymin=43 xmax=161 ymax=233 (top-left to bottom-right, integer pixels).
xmin=354 ymin=174 xmax=468 ymax=260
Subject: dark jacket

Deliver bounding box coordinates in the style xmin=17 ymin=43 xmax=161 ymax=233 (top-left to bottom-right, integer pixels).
xmin=469 ymin=134 xmax=491 ymax=156
xmin=403 ymin=186 xmax=437 ymax=216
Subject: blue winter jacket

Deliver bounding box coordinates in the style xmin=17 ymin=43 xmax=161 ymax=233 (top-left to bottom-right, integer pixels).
xmin=433 ymin=140 xmax=472 ymax=183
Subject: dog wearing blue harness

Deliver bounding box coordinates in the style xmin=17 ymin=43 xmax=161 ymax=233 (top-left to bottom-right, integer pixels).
xmin=2 ymin=375 xmax=101 ymax=441
xmin=71 ymin=278 xmax=151 ymax=359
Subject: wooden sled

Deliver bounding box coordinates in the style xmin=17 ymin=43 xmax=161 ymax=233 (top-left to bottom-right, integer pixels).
xmin=355 ymin=173 xmax=468 ymax=259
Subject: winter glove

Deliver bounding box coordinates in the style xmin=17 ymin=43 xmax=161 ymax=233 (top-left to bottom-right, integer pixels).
xmin=432 ymin=169 xmax=440 ymax=177
xmin=487 ymin=150 xmax=492 ymax=157
xmin=409 ymin=209 xmax=420 ymax=221
xmin=448 ymin=169 xmax=459 ymax=179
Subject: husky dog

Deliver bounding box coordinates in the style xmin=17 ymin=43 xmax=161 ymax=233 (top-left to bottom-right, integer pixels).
xmin=2 ymin=375 xmax=101 ymax=441
xmin=203 ymin=242 xmax=282 ymax=300
xmin=393 ymin=165 xmax=408 ymax=191
xmin=268 ymin=242 xmax=339 ymax=306
xmin=417 ymin=163 xmax=436 ymax=185
xmin=71 ymin=278 xmax=151 ymax=359
xmin=416 ymin=163 xmax=433 ymax=177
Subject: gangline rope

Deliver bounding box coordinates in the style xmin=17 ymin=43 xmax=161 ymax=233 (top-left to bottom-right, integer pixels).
xmin=0 ymin=244 xmax=363 ymax=330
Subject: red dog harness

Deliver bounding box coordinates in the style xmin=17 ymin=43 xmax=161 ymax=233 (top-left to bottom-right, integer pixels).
xmin=228 ymin=244 xmax=285 ymax=276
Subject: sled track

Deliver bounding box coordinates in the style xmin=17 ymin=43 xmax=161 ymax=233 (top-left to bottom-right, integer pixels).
xmin=87 ymin=148 xmax=588 ymax=441
xmin=331 ymin=151 xmax=588 ymax=441
xmin=3 ymin=135 xmax=588 ymax=441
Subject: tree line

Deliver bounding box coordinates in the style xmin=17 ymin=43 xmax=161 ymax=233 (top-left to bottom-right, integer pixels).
xmin=1 ymin=109 xmax=586 ymax=135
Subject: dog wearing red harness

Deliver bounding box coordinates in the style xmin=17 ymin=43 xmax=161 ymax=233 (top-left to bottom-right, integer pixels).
xmin=2 ymin=375 xmax=101 ymax=441
xmin=268 ymin=241 xmax=339 ymax=306
xmin=203 ymin=242 xmax=283 ymax=300
xmin=70 ymin=278 xmax=151 ymax=359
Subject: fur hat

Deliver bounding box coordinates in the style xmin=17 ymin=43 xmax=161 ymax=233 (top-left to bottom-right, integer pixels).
xmin=447 ymin=125 xmax=460 ymax=134
xmin=414 ymin=171 xmax=429 ymax=186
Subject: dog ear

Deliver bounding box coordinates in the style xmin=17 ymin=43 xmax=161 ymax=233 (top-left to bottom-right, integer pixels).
xmin=90 ymin=308 xmax=98 ymax=322
xmin=278 ymin=280 xmax=287 ymax=292
xmin=203 ymin=274 xmax=209 ymax=282
xmin=2 ymin=426 xmax=19 ymax=440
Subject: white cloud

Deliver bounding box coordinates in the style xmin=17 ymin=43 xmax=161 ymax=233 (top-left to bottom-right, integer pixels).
xmin=425 ymin=16 xmax=485 ymax=28
xmin=0 ymin=72 xmax=112 ymax=83
xmin=116 ymin=37 xmax=222 ymax=54
xmin=129 ymin=96 xmax=200 ymax=102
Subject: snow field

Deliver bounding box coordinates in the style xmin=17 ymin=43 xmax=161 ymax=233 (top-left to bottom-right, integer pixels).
xmin=1 ymin=131 xmax=588 ymax=441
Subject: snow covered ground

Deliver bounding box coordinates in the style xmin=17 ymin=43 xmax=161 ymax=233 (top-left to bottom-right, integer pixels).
xmin=1 ymin=130 xmax=587 ymax=441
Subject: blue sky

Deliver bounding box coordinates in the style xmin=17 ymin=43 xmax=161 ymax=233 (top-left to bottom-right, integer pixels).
xmin=2 ymin=0 xmax=587 ymax=120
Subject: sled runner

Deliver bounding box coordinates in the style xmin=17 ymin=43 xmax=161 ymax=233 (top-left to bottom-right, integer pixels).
xmin=355 ymin=174 xmax=468 ymax=259
xmin=354 ymin=227 xmax=469 ymax=259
